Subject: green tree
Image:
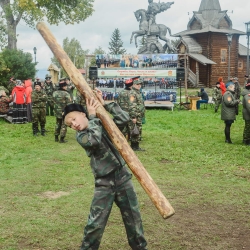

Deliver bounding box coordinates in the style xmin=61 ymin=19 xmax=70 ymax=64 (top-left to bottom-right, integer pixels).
xmin=108 ymin=28 xmax=126 ymax=55
xmin=0 ymin=0 xmax=94 ymax=49
xmin=0 ymin=49 xmax=36 ymax=87
xmin=90 ymin=46 xmax=106 ymax=66
xmin=51 ymin=37 xmax=89 ymax=77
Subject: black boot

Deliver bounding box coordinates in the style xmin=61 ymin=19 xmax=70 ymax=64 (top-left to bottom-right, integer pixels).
xmin=59 ymin=136 xmax=67 ymax=143
xmin=41 ymin=125 xmax=46 ymax=136
xmin=32 ymin=124 xmax=38 ymax=136
xmin=225 ymin=125 xmax=232 ymax=143
xmin=131 ymin=142 xmax=145 ymax=151
xmin=55 ymin=135 xmax=59 ymax=142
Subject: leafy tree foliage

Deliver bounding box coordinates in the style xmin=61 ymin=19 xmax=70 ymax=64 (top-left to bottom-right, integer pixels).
xmin=108 ymin=28 xmax=126 ymax=55
xmin=0 ymin=49 xmax=36 ymax=88
xmin=51 ymin=37 xmax=89 ymax=78
xmin=0 ymin=0 xmax=94 ymax=49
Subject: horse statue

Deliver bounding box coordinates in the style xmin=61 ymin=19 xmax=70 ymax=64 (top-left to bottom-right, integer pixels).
xmin=130 ymin=8 xmax=177 ymax=53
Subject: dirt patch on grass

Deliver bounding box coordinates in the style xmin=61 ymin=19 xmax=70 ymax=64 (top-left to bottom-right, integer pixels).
xmin=41 ymin=191 xmax=70 ymax=199
xmin=159 ymin=158 xmax=174 ymax=164
xmin=168 ymin=203 xmax=250 ymax=249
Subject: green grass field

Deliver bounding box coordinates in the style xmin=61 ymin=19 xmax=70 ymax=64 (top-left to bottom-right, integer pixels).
xmin=0 ymin=105 xmax=249 ymax=250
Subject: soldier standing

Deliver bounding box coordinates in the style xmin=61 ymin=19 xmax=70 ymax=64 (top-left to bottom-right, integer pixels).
xmin=31 ymin=82 xmax=47 ymax=136
xmin=132 ymin=79 xmax=146 ymax=141
xmin=66 ymin=77 xmax=75 ymax=101
xmin=44 ymin=74 xmax=55 ymax=116
xmin=233 ymin=77 xmax=241 ymax=115
xmin=53 ymin=78 xmax=72 ymax=143
xmin=212 ymin=82 xmax=222 ymax=113
xmin=117 ymin=77 xmax=145 ymax=151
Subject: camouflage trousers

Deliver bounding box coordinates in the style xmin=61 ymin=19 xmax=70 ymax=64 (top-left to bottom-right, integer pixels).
xmin=54 ymin=117 xmax=67 ymax=137
xmin=214 ymin=99 xmax=221 ymax=112
xmin=243 ymin=120 xmax=250 ymax=140
xmin=80 ymin=167 xmax=147 ymax=250
xmin=32 ymin=107 xmax=46 ymax=128
xmin=46 ymin=99 xmax=54 ymax=116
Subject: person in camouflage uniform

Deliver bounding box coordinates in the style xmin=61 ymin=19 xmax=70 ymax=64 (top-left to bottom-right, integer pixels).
xmin=44 ymin=74 xmax=55 ymax=116
xmin=53 ymin=79 xmax=72 ymax=143
xmin=212 ymin=82 xmax=222 ymax=113
xmin=117 ymin=77 xmax=145 ymax=151
xmin=0 ymin=90 xmax=12 ymax=115
xmin=31 ymin=82 xmax=47 ymax=136
xmin=7 ymin=77 xmax=17 ymax=93
xmin=241 ymin=80 xmax=250 ymax=145
xmin=63 ymin=90 xmax=147 ymax=250
xmin=66 ymin=77 xmax=75 ymax=101
xmin=132 ymin=79 xmax=146 ymax=141
xmin=232 ymin=77 xmax=241 ymax=115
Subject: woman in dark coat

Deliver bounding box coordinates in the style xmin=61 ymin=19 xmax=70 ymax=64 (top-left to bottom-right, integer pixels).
xmin=221 ymin=81 xmax=240 ymax=143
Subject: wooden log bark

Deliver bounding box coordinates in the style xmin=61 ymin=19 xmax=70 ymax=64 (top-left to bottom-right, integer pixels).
xmin=36 ymin=22 xmax=175 ymax=219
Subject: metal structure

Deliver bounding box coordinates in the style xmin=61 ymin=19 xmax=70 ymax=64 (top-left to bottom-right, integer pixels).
xmin=130 ymin=1 xmax=176 ymax=54
xmin=226 ymin=33 xmax=233 ymax=80
xmin=245 ymin=21 xmax=250 ymax=76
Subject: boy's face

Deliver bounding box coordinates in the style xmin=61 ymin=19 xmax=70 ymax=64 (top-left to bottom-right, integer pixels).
xmin=65 ymin=111 xmax=88 ymax=131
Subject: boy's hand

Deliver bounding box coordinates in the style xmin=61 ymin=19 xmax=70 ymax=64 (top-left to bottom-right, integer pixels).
xmin=94 ymin=88 xmax=105 ymax=105
xmin=87 ymin=97 xmax=100 ymax=116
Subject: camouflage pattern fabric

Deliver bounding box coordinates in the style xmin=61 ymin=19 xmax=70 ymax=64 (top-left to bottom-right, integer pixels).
xmin=117 ymin=88 xmax=141 ymax=142
xmin=75 ymin=90 xmax=87 ymax=109
xmin=44 ymin=81 xmax=55 ymax=116
xmin=212 ymin=87 xmax=222 ymax=111
xmin=0 ymin=96 xmax=12 ymax=113
xmin=67 ymin=82 xmax=75 ymax=100
xmin=76 ymin=102 xmax=147 ymax=249
xmin=53 ymin=89 xmax=71 ymax=136
xmin=133 ymin=87 xmax=145 ymax=140
xmin=7 ymin=82 xmax=16 ymax=93
xmin=234 ymin=81 xmax=241 ymax=100
xmin=243 ymin=121 xmax=250 ymax=141
xmin=31 ymin=90 xmax=47 ymax=131
xmin=0 ymin=86 xmax=10 ymax=95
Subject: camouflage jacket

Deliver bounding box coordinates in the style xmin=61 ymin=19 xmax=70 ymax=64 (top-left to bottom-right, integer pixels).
xmin=75 ymin=90 xmax=87 ymax=108
xmin=44 ymin=81 xmax=55 ymax=99
xmin=234 ymin=81 xmax=241 ymax=100
xmin=53 ymin=89 xmax=72 ymax=118
xmin=132 ymin=87 xmax=145 ymax=117
xmin=0 ymin=96 xmax=12 ymax=113
xmin=242 ymin=89 xmax=250 ymax=120
xmin=31 ymin=90 xmax=47 ymax=108
xmin=67 ymin=83 xmax=75 ymax=100
xmin=117 ymin=88 xmax=141 ymax=119
xmin=212 ymin=87 xmax=222 ymax=101
xmin=76 ymin=102 xmax=130 ymax=182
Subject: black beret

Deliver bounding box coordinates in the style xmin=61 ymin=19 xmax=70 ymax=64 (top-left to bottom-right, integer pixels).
xmin=62 ymin=104 xmax=88 ymax=121
xmin=34 ymin=81 xmax=41 ymax=87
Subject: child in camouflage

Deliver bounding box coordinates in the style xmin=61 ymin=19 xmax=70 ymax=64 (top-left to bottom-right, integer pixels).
xmin=63 ymin=88 xmax=147 ymax=250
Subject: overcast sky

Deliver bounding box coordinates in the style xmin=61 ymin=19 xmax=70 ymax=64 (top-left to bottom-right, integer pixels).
xmin=16 ymin=0 xmax=250 ymax=78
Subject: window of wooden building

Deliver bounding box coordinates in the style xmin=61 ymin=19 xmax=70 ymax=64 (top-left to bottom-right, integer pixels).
xmin=238 ymin=60 xmax=243 ymax=70
xmin=221 ymin=49 xmax=227 ymax=63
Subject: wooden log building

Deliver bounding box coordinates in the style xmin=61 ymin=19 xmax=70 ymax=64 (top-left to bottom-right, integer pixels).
xmin=173 ymin=0 xmax=249 ymax=87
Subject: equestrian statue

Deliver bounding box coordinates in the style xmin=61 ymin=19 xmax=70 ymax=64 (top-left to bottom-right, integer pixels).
xmin=130 ymin=0 xmax=177 ymax=54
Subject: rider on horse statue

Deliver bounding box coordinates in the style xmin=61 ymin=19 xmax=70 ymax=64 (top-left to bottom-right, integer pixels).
xmin=146 ymin=0 xmax=174 ymax=35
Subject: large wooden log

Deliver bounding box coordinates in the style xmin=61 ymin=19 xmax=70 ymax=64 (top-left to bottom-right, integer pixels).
xmin=36 ymin=22 xmax=175 ymax=219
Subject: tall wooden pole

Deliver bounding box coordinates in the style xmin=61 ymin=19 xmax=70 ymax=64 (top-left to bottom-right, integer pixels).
xmin=36 ymin=22 xmax=175 ymax=219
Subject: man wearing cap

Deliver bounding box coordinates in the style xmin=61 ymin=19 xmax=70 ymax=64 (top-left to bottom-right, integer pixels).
xmin=196 ymin=88 xmax=209 ymax=110
xmin=132 ymin=79 xmax=146 ymax=141
xmin=117 ymin=76 xmax=145 ymax=151
xmin=53 ymin=78 xmax=72 ymax=143
xmin=221 ymin=81 xmax=240 ymax=143
xmin=31 ymin=82 xmax=47 ymax=136
xmin=44 ymin=74 xmax=55 ymax=116
xmin=66 ymin=77 xmax=75 ymax=101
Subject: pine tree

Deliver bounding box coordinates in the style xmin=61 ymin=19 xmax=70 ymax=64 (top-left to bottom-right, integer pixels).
xmin=108 ymin=28 xmax=126 ymax=55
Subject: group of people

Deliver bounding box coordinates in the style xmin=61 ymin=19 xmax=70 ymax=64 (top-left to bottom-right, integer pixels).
xmin=212 ymin=76 xmax=250 ymax=145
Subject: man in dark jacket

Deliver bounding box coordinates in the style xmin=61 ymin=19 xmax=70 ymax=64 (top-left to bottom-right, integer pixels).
xmin=196 ymin=88 xmax=209 ymax=110
xmin=221 ymin=82 xmax=240 ymax=143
